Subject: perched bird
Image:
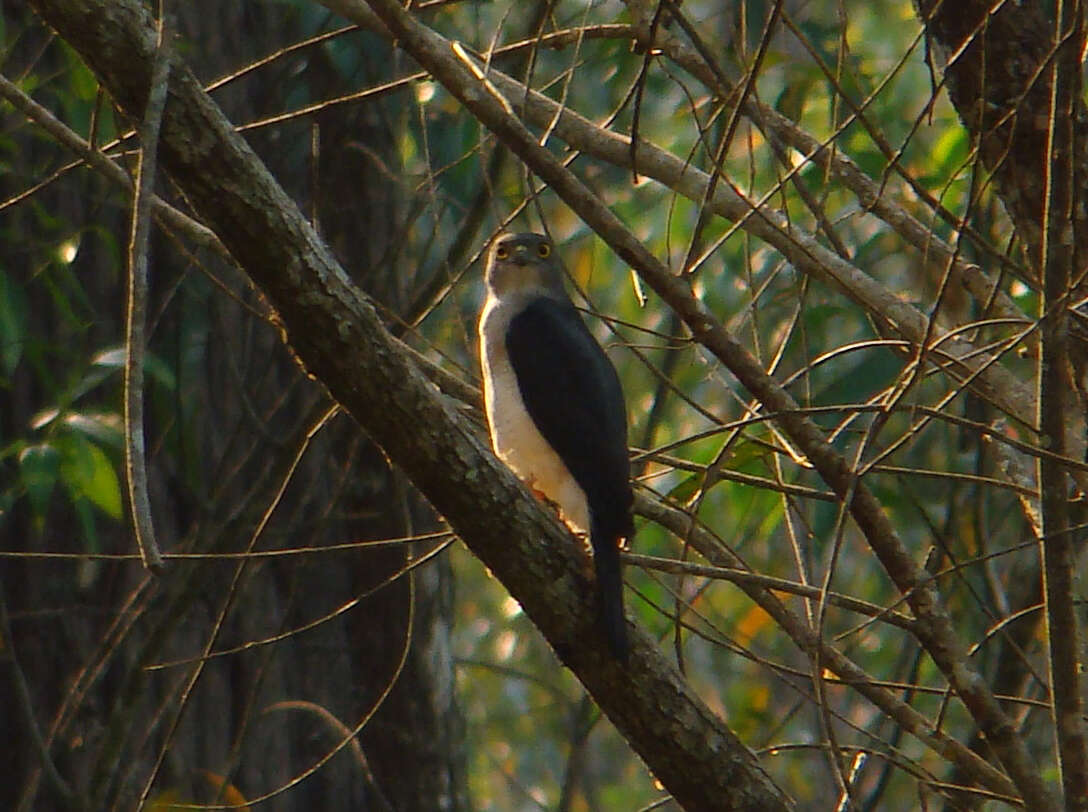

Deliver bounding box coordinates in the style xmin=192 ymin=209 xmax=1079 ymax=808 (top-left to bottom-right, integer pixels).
xmin=479 ymin=232 xmax=633 ymax=661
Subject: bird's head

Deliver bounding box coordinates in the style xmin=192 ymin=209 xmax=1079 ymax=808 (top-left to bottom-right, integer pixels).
xmin=484 ymin=232 xmax=565 ymax=299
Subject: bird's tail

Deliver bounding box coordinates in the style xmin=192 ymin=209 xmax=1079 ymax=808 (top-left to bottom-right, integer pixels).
xmin=591 ymin=520 xmax=629 ymax=662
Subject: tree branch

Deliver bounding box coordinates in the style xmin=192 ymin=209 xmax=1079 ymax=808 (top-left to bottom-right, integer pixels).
xmin=25 ymin=0 xmax=790 ymax=808
xmin=123 ymin=4 xmax=169 ymax=574
xmin=632 ymin=495 xmax=1019 ymax=801
xmin=1037 ymin=1 xmax=1088 ymax=804
xmin=917 ymin=0 xmax=1088 ymax=472
xmin=335 ymin=0 xmax=1055 ymax=805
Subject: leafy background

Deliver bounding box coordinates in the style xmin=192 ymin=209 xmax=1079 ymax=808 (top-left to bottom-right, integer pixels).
xmin=0 ymin=0 xmax=1060 ymax=809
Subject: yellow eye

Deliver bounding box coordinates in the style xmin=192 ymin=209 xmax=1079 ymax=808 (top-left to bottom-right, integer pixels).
xmin=537 ymin=242 xmax=551 ymax=258
xmin=495 ymin=246 xmax=509 ymax=260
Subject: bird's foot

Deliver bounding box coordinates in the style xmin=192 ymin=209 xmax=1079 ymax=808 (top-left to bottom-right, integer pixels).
xmin=523 ymin=475 xmax=552 ymax=505
xmin=520 ymin=476 xmax=594 ymax=576
xmin=572 ymin=531 xmax=595 ymax=580
xmin=524 ymin=477 xmax=568 ymax=523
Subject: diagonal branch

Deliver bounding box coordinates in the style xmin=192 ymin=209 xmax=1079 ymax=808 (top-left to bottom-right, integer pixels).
xmin=633 ymin=495 xmax=1019 ymax=800
xmin=319 ymin=7 xmax=1041 ymax=437
xmin=339 ymin=0 xmax=1055 ymax=805
xmin=25 ymin=0 xmax=790 ymax=808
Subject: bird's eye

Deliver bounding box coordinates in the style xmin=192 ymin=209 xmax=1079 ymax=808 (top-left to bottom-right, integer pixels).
xmin=537 ymin=243 xmax=551 ymax=258
xmin=495 ymin=246 xmax=509 ymax=260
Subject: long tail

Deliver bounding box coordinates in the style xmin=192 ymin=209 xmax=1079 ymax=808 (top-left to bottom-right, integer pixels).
xmin=591 ymin=520 xmax=628 ymax=662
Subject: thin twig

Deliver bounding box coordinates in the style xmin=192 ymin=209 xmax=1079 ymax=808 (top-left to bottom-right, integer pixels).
xmin=1038 ymin=0 xmax=1088 ymax=803
xmin=624 ymin=550 xmax=916 ymax=632
xmin=632 ymin=492 xmax=1017 ymax=798
xmin=124 ymin=6 xmax=171 ymax=574
xmin=343 ymin=0 xmax=1044 ymax=800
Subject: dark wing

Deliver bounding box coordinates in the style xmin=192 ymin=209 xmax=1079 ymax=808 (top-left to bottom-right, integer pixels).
xmin=505 ymin=297 xmax=633 ymax=538
xmin=507 ymin=296 xmax=633 ymax=659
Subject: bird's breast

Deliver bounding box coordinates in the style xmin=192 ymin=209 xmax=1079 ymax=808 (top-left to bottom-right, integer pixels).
xmin=479 ymin=297 xmax=590 ymax=534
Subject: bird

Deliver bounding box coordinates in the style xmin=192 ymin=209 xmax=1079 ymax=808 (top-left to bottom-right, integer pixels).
xmin=478 ymin=231 xmax=633 ymax=661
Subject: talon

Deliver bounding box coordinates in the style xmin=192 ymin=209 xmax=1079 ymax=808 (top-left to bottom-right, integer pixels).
xmin=570 ymin=530 xmax=594 ymax=578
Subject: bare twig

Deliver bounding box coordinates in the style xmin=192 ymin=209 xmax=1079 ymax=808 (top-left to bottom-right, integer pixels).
xmin=633 ymin=493 xmax=1018 ymax=799
xmin=1037 ymin=0 xmax=1088 ymax=804
xmin=124 ymin=6 xmax=171 ymax=574
xmin=262 ymin=701 xmax=395 ymax=812
xmin=0 ymin=73 xmax=221 ymax=250
xmin=340 ymin=0 xmax=1049 ymax=803
xmin=624 ymin=550 xmax=916 ymax=632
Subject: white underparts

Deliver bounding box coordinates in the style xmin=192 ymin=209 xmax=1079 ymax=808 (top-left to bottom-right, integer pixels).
xmin=479 ymin=294 xmax=590 ymax=535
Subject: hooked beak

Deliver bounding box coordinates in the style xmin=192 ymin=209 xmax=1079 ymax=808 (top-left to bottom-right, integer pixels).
xmin=511 ymin=245 xmax=531 ymax=266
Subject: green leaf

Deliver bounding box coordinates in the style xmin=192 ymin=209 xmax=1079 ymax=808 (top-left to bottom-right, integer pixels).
xmin=71 ymin=496 xmax=98 ymax=553
xmin=63 ymin=412 xmax=124 ymax=448
xmin=30 ymin=407 xmax=60 ymax=430
xmin=929 ymin=126 xmax=969 ymax=181
xmin=18 ymin=443 xmax=60 ymax=517
xmin=56 ymin=433 xmax=123 ymax=520
xmin=90 ymin=346 xmax=177 ymax=391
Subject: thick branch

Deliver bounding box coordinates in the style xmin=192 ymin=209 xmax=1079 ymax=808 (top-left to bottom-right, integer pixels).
xmin=338 ymin=0 xmax=1054 ymax=805
xmin=25 ymin=0 xmax=790 ymax=808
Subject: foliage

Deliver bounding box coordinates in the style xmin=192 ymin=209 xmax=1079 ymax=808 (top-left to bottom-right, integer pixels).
xmin=1 ymin=0 xmax=1081 ymax=809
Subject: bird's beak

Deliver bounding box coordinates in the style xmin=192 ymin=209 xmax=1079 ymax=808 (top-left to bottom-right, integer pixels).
xmin=511 ymin=245 xmax=530 ymax=266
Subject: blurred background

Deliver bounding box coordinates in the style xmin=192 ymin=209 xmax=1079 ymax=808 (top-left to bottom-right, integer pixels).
xmin=1 ymin=1 xmax=1055 ymax=809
